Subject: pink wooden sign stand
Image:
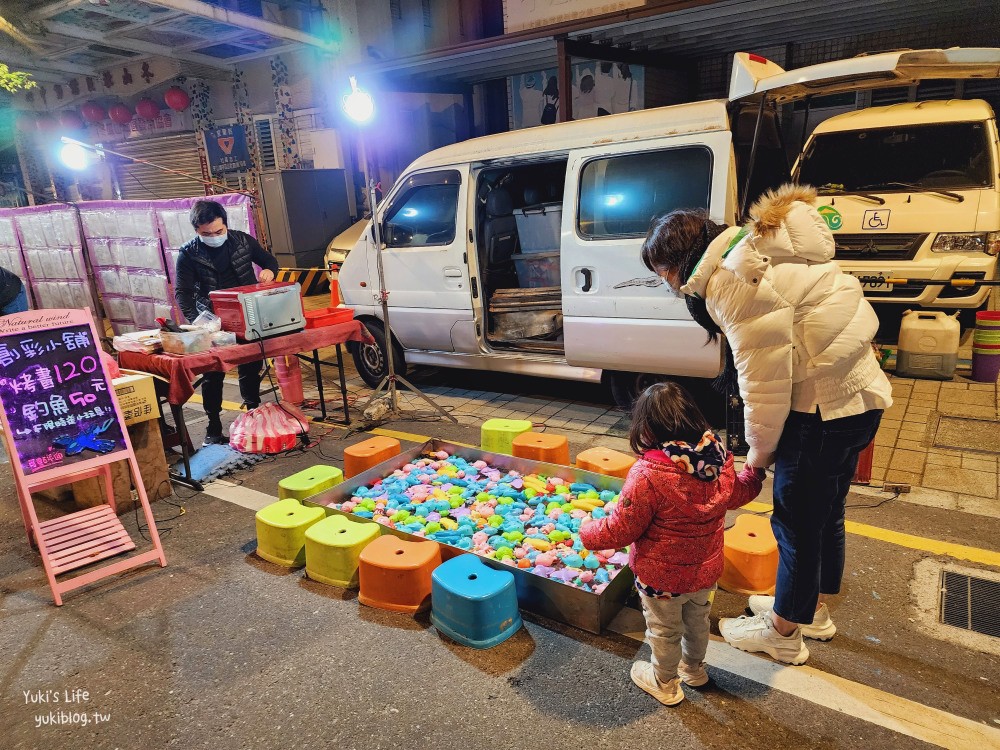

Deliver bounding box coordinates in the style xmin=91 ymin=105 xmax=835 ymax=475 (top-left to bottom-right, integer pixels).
xmin=0 ymin=309 xmax=166 ymax=605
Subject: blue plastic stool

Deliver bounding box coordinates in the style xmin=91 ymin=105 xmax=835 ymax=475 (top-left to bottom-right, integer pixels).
xmin=431 ymin=554 xmax=522 ymax=649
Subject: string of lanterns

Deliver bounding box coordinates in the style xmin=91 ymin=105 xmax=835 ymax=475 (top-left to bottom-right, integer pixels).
xmin=16 ymin=85 xmax=191 ymax=133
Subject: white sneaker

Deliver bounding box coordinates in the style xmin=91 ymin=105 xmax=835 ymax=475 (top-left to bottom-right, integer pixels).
xmin=678 ymin=660 xmax=709 ymax=687
xmin=719 ymin=612 xmax=810 ymax=665
xmin=748 ymin=596 xmax=837 ymax=641
xmin=630 ymin=661 xmax=685 ymax=706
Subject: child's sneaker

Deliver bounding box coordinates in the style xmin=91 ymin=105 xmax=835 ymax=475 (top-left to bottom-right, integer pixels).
xmin=678 ymin=660 xmax=709 ymax=687
xmin=719 ymin=612 xmax=810 ymax=665
xmin=630 ymin=661 xmax=685 ymax=706
xmin=748 ymin=596 xmax=837 ymax=641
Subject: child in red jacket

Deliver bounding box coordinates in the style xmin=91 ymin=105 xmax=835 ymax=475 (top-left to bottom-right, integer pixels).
xmin=580 ymin=382 xmax=765 ymax=706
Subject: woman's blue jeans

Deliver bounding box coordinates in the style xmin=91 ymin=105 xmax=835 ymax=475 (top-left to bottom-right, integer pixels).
xmin=771 ymin=408 xmax=883 ymax=624
xmin=1 ymin=285 xmax=28 ymax=315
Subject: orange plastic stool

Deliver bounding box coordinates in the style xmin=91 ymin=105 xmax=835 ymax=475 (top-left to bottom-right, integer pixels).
xmin=718 ymin=513 xmax=778 ymax=596
xmin=358 ymin=534 xmax=442 ymax=613
xmin=511 ymin=432 xmax=570 ymax=465
xmin=343 ymin=436 xmax=401 ymax=478
xmin=575 ymin=447 xmax=636 ymax=479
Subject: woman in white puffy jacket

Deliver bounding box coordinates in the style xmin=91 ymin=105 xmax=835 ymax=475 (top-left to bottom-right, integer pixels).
xmin=641 ymin=184 xmax=891 ymax=665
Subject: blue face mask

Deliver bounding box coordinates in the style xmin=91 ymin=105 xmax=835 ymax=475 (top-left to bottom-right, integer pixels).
xmin=662 ymin=277 xmax=681 ymax=296
xmin=200 ymin=232 xmax=227 ymax=248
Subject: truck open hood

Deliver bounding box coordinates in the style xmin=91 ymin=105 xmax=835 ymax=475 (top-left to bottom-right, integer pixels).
xmin=730 ymin=48 xmax=1000 ymax=104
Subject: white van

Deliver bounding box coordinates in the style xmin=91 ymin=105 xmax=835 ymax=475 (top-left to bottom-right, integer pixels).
xmin=792 ymin=100 xmax=998 ymax=308
xmin=340 ymin=48 xmax=1000 ymax=405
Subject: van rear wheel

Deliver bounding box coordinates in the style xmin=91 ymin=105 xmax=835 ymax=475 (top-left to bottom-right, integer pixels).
xmin=608 ymin=371 xmax=728 ymax=425
xmin=353 ymin=320 xmax=406 ymax=388
xmin=607 ymin=371 xmax=672 ymax=410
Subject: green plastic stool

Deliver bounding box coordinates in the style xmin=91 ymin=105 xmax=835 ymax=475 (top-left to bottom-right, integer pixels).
xmin=278 ymin=464 xmax=344 ymax=501
xmin=255 ymin=498 xmax=326 ymax=567
xmin=481 ymin=418 xmax=533 ymax=455
xmin=305 ymin=514 xmax=381 ymax=588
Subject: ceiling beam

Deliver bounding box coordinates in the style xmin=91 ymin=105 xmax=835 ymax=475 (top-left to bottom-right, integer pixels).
xmin=2 ymin=52 xmax=96 ymax=80
xmin=376 ymin=76 xmax=472 ymax=95
xmin=561 ymin=38 xmax=687 ymax=71
xmin=142 ymin=0 xmax=336 ymax=52
xmin=227 ymin=43 xmax=301 ymax=65
xmin=29 ymin=0 xmax=86 ymax=21
xmin=43 ymin=20 xmax=234 ymax=71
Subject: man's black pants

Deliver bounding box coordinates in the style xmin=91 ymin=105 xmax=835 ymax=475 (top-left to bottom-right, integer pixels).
xmin=201 ymin=361 xmax=263 ymax=415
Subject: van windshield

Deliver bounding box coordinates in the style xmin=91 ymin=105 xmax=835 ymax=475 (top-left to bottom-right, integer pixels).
xmin=798 ymin=121 xmax=992 ymax=192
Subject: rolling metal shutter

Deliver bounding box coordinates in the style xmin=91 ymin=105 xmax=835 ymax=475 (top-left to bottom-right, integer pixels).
xmin=113 ymin=133 xmax=207 ymax=200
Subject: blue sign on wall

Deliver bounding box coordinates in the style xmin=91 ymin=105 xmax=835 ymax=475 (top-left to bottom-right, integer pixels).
xmin=205 ymin=124 xmax=251 ymax=173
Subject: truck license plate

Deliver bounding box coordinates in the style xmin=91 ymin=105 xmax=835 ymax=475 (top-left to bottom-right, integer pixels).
xmin=849 ymin=271 xmax=894 ymax=291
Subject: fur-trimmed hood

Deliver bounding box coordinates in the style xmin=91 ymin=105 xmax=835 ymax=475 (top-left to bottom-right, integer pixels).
xmin=747 ymin=183 xmax=835 ymax=263
xmin=681 ymin=183 xmax=835 ymax=299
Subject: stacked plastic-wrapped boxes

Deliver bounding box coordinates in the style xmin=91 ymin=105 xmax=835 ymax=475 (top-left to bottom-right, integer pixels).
xmin=12 ymin=207 xmax=93 ymax=311
xmin=81 ymin=204 xmax=172 ymax=334
xmin=0 ymin=215 xmax=28 ymax=286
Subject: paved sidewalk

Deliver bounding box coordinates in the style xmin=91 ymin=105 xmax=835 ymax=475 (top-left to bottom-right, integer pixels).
xmin=873 ymin=375 xmax=1000 ymax=514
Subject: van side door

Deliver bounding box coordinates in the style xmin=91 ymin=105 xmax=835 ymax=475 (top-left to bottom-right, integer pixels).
xmin=561 ymin=133 xmax=733 ymax=377
xmin=374 ymin=167 xmax=473 ymax=352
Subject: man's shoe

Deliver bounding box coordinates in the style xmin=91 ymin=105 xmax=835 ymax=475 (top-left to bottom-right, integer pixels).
xmin=719 ymin=612 xmax=810 ymax=665
xmin=748 ymin=596 xmax=837 ymax=640
xmin=242 ymin=401 xmax=260 ymax=411
xmin=630 ymin=661 xmax=685 ymax=706
xmin=678 ymin=660 xmax=710 ymax=687
xmin=203 ymin=415 xmax=226 ymax=446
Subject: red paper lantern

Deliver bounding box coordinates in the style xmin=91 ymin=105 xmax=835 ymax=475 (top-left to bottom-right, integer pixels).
xmin=164 ymin=86 xmax=190 ymax=112
xmin=135 ymin=97 xmax=160 ymax=120
xmin=15 ymin=112 xmax=35 ymax=133
xmin=59 ymin=110 xmax=84 ymax=131
xmin=81 ymin=101 xmax=106 ymax=123
xmin=108 ymin=103 xmax=133 ymax=125
xmin=35 ymin=114 xmax=58 ymax=133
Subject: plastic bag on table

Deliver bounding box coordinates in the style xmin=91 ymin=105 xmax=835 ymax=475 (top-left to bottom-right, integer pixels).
xmin=112 ymin=329 xmax=162 ymax=354
xmin=189 ymin=310 xmax=222 ymax=332
xmin=229 ymin=402 xmax=309 ymax=454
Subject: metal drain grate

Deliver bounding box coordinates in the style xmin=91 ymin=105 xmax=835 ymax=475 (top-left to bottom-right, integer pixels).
xmin=939 ymin=570 xmax=1000 ymax=637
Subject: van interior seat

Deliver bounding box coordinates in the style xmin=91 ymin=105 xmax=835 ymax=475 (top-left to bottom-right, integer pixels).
xmin=480 ymin=188 xmax=520 ymax=291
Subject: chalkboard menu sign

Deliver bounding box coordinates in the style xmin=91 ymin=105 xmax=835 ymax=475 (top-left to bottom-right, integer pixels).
xmin=0 ymin=318 xmax=126 ymax=477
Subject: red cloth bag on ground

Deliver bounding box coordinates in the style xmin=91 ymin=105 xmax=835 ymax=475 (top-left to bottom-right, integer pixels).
xmin=229 ymin=402 xmax=309 ymax=453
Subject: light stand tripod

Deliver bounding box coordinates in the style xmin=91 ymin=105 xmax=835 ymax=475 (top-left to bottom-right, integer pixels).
xmin=356 ymin=181 xmax=457 ymax=424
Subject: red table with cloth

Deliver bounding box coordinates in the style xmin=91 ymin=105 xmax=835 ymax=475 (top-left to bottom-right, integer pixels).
xmin=118 ymin=320 xmax=372 ymax=489
xmin=119 ymin=321 xmax=370 ymax=405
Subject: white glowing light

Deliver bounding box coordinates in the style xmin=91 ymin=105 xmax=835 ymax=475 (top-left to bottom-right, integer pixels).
xmin=604 ymin=194 xmax=625 ymax=207
xmin=60 ymin=142 xmax=89 ymax=170
xmin=342 ymin=76 xmax=374 ymax=124
xmin=401 ymin=208 xmax=418 ymax=218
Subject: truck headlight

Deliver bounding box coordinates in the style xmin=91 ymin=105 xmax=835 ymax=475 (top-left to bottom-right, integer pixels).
xmin=932 ymin=232 xmax=1000 ymax=255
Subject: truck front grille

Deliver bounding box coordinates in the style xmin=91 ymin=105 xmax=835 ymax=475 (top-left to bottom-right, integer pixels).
xmin=834 ymin=233 xmax=927 ymax=261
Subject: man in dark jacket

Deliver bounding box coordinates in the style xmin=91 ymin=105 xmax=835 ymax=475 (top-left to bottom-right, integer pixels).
xmin=0 ymin=265 xmax=27 ymax=315
xmin=175 ymin=199 xmax=279 ymax=444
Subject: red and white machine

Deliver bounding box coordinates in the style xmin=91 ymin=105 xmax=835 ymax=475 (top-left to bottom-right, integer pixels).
xmin=209 ymin=281 xmax=305 ymax=342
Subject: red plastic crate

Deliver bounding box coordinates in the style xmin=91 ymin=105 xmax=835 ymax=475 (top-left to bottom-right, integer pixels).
xmin=305 ymin=306 xmax=355 ymax=329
